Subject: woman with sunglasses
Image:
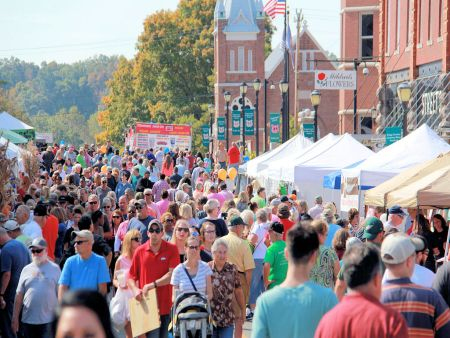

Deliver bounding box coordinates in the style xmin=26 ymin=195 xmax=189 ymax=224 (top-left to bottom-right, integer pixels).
xmin=200 ymin=221 xmax=216 ymax=263
xmin=170 ymin=219 xmax=190 ymax=262
xmin=171 ymin=236 xmax=213 ymax=301
xmin=161 ymin=212 xmax=175 ymax=241
xmin=102 ymin=197 xmax=114 ymax=224
xmin=112 ymin=229 xmax=140 ymax=338
xmin=114 ymin=206 xmax=137 ymax=256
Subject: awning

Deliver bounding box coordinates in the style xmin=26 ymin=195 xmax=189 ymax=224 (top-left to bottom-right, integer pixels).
xmin=0 ymin=129 xmax=28 ymax=144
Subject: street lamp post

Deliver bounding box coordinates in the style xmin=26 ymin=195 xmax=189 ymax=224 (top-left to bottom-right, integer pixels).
xmin=397 ymin=82 xmax=412 ymax=137
xmin=240 ymin=82 xmax=248 ymax=150
xmin=253 ymin=78 xmax=261 ymax=155
xmin=279 ymin=80 xmax=289 ymax=142
xmin=208 ymin=104 xmax=214 ymax=154
xmin=224 ymin=91 xmax=231 ymax=150
xmin=310 ymin=90 xmax=321 ymax=142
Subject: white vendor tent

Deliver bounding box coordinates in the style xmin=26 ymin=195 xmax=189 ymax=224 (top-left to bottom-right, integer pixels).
xmin=342 ymin=124 xmax=450 ymax=189
xmin=0 ymin=112 xmax=34 ymax=130
xmin=0 ymin=137 xmax=25 ymax=174
xmin=293 ymin=133 xmax=374 ymax=204
xmin=242 ymin=133 xmax=313 ymax=177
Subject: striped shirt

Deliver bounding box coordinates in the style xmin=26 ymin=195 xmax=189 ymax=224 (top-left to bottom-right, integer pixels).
xmin=171 ymin=261 xmax=212 ymax=297
xmin=381 ymin=277 xmax=450 ymax=338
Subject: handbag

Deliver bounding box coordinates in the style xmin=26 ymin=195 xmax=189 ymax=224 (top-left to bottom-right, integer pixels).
xmin=182 ymin=265 xmax=198 ymax=292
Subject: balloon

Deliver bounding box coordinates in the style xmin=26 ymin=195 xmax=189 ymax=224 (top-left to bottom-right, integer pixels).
xmin=218 ymin=169 xmax=227 ymax=181
xmin=228 ymin=167 xmax=237 ymax=180
xmin=101 ymin=165 xmax=107 ymax=173
xmin=100 ymin=145 xmax=107 ymax=154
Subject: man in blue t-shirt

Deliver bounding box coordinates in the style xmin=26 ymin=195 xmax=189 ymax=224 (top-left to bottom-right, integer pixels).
xmin=58 ymin=230 xmax=110 ymax=300
xmin=252 ymin=225 xmax=337 ymax=338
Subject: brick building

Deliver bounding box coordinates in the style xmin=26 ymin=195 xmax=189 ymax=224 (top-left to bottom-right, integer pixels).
xmin=213 ymin=0 xmax=339 ymax=154
xmin=340 ymin=0 xmax=450 ymax=141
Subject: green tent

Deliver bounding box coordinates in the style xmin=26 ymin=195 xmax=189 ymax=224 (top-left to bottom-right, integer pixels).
xmin=0 ymin=129 xmax=28 ymax=144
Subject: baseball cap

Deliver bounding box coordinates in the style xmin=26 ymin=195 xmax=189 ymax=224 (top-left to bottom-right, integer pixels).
xmin=29 ymin=237 xmax=48 ymax=249
xmin=58 ymin=195 xmax=68 ymax=203
xmin=144 ymin=170 xmax=150 ymax=175
xmin=315 ymin=196 xmax=323 ymax=203
xmin=101 ymin=177 xmax=107 ymax=183
xmin=34 ymin=204 xmax=48 ymax=217
xmin=270 ymin=198 xmax=281 ymax=207
xmin=3 ymin=220 xmax=20 ymax=231
xmin=411 ymin=235 xmax=427 ymax=252
xmin=184 ymin=170 xmax=191 ymax=176
xmin=134 ymin=199 xmax=146 ymax=208
xmin=388 ymin=205 xmax=406 ymax=216
xmin=229 ymin=216 xmax=246 ymax=227
xmin=381 ymin=234 xmax=420 ymax=264
xmin=280 ymin=196 xmax=289 ymax=203
xmin=269 ymin=222 xmax=284 ymax=234
xmin=149 ymin=219 xmax=163 ymax=231
xmin=73 ymin=230 xmax=94 ymax=243
xmin=362 ymin=217 xmax=384 ymax=240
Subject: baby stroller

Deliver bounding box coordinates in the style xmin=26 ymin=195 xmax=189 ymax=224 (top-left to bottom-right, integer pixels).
xmin=171 ymin=292 xmax=213 ymax=338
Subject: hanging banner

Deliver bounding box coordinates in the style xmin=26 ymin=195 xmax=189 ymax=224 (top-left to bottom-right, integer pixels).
xmin=232 ymin=110 xmax=241 ymax=136
xmin=217 ymin=117 xmax=226 ymax=141
xmin=244 ymin=109 xmax=255 ymax=136
xmin=303 ymin=123 xmax=315 ymax=141
xmin=269 ymin=112 xmax=280 ymax=143
xmin=201 ymin=125 xmax=210 ymax=147
xmin=315 ymin=70 xmax=357 ymax=90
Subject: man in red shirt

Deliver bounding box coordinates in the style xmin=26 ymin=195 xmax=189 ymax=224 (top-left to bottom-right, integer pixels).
xmin=128 ymin=219 xmax=180 ymax=338
xmin=277 ymin=204 xmax=294 ymax=241
xmin=315 ymin=244 xmax=408 ymax=338
xmin=34 ymin=203 xmax=58 ymax=261
xmin=227 ymin=142 xmax=240 ymax=169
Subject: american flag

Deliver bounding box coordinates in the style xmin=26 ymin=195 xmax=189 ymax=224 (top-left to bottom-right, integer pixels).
xmin=264 ymin=0 xmax=286 ymax=19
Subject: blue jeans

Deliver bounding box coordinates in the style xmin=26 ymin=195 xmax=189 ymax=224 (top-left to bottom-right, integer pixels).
xmin=249 ymin=258 xmax=264 ymax=305
xmin=213 ymin=325 xmax=234 ymax=338
xmin=146 ymin=314 xmax=170 ymax=338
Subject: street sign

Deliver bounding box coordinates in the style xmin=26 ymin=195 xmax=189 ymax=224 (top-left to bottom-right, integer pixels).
xmin=315 ymin=70 xmax=357 ymax=90
xmin=269 ymin=112 xmax=280 ymax=143
xmin=385 ymin=126 xmax=402 ymax=145
xmin=303 ymin=123 xmax=315 ymax=140
xmin=232 ymin=110 xmax=240 ymax=136
xmin=217 ymin=117 xmax=226 ymax=140
xmin=244 ymin=109 xmax=255 ymax=136
xmin=201 ymin=125 xmax=209 ymax=147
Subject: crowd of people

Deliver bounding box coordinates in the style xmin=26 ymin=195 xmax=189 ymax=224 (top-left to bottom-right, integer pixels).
xmin=0 ymin=140 xmax=450 ymax=338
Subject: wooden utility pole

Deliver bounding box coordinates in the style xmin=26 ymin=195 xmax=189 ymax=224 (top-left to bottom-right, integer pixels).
xmin=294 ymin=9 xmax=303 ymax=129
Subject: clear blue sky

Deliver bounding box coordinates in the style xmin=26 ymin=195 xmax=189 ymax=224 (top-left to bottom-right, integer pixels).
xmin=0 ymin=0 xmax=340 ymax=65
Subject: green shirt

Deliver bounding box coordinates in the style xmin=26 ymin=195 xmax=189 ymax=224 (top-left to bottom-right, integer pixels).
xmin=251 ymin=195 xmax=266 ymax=208
xmin=264 ymin=240 xmax=288 ymax=288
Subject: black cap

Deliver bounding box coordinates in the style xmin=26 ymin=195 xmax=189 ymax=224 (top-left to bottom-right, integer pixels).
xmin=58 ymin=195 xmax=68 ymax=203
xmin=229 ymin=216 xmax=246 ymax=227
xmin=269 ymin=222 xmax=284 ymax=234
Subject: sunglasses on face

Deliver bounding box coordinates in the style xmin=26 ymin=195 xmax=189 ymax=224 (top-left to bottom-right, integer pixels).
xmin=127 ymin=211 xmax=136 ymax=215
xmin=131 ymin=237 xmax=141 ymax=242
xmin=112 ymin=215 xmax=121 ymax=219
xmin=148 ymin=227 xmax=162 ymax=234
xmin=31 ymin=248 xmax=44 ymax=254
xmin=188 ymin=245 xmax=199 ymax=250
xmin=104 ymin=206 xmax=111 ymax=209
xmin=74 ymin=240 xmax=88 ymax=245
xmin=135 ymin=205 xmax=143 ymax=210
xmin=145 ymin=194 xmax=152 ymax=197
xmin=177 ymin=227 xmax=189 ymax=233
xmin=164 ymin=219 xmax=174 ymax=223
xmin=89 ymin=201 xmax=98 ymax=205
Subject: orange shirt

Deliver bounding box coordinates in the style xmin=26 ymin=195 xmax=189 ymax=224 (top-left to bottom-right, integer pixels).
xmin=43 ymin=214 xmax=59 ymax=261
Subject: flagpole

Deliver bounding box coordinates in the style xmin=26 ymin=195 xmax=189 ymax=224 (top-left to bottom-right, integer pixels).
xmin=281 ymin=2 xmax=289 ymax=142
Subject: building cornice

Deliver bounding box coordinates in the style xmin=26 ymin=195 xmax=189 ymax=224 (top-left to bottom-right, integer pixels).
xmin=341 ymin=6 xmax=379 ymax=14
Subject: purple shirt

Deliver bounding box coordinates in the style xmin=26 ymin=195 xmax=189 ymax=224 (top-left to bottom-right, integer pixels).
xmin=156 ymin=199 xmax=170 ymax=215
xmin=152 ymin=179 xmax=170 ymax=202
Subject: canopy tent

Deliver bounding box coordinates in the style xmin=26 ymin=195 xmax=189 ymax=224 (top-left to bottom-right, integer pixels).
xmin=0 ymin=137 xmax=25 ymax=174
xmin=341 ymin=124 xmax=450 ymax=190
xmin=0 ymin=129 xmax=28 ymax=144
xmin=364 ymin=151 xmax=450 ymax=207
xmin=292 ymin=134 xmax=374 ymax=205
xmin=386 ymin=165 xmax=450 ymax=209
xmin=323 ymin=160 xmax=365 ymax=189
xmin=0 ymin=112 xmax=35 ymax=141
xmin=258 ymin=133 xmax=339 ymax=183
xmin=242 ymin=133 xmax=313 ymax=177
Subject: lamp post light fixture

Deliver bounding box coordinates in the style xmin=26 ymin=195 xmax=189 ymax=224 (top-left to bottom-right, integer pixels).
xmin=224 ymin=91 xmax=231 ymax=150
xmin=253 ymin=78 xmax=261 ymax=155
xmin=397 ymin=82 xmax=412 ymax=137
xmin=279 ymin=80 xmax=289 ymax=142
xmin=240 ymin=82 xmax=248 ymax=150
xmin=310 ymin=90 xmax=321 ymax=142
